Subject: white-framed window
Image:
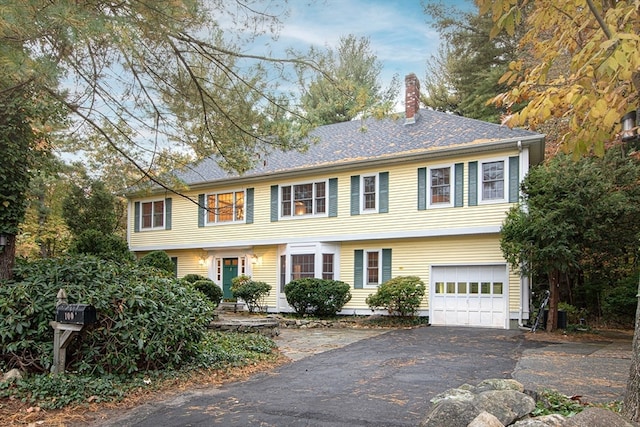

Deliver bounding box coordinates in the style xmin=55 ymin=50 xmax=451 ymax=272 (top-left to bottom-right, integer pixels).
xmin=428 ymin=165 xmax=453 ymax=208
xmin=140 ymin=199 xmax=165 ymax=230
xmin=206 ymin=190 xmax=244 ymax=224
xmin=280 ymin=180 xmax=327 ymax=218
xmin=365 ymin=249 xmax=381 ymax=288
xmin=291 ymin=254 xmax=315 ymax=280
xmin=480 ymin=159 xmax=507 ymax=203
xmin=322 ymin=254 xmax=334 ymax=280
xmin=361 ymin=174 xmax=379 ymax=213
xmin=278 ymin=243 xmax=339 ymax=287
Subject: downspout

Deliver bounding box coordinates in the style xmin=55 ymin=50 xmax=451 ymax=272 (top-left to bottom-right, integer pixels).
xmin=518 ymin=272 xmax=531 ymax=330
xmin=516 ymin=140 xmax=531 ymax=329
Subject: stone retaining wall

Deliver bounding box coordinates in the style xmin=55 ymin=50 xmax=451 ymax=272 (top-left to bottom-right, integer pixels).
xmin=209 ymin=317 xmax=280 ymax=337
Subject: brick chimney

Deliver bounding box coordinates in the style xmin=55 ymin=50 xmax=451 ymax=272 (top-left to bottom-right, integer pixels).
xmin=404 ymin=73 xmax=420 ymax=125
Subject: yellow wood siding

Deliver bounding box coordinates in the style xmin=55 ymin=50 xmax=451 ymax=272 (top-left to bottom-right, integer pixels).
xmin=338 ymin=235 xmax=514 ymax=311
xmin=247 ymin=246 xmax=278 ymax=310
xmin=129 ymin=150 xmax=521 ymax=250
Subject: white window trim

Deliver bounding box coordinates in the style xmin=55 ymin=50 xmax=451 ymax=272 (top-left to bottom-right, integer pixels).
xmin=360 ymin=173 xmax=379 ymax=214
xmin=279 ymin=243 xmax=340 ymax=284
xmin=139 ymin=199 xmax=165 ymax=231
xmin=363 ymin=249 xmax=382 ymax=288
xmin=279 ymin=179 xmax=329 ymax=220
xmin=427 ymin=163 xmax=454 ymax=209
xmin=205 ymin=190 xmax=246 ymax=226
xmin=478 ymin=157 xmax=508 ymax=204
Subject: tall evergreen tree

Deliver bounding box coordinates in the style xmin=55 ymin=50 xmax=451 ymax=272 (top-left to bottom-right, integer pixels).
xmin=62 ymin=179 xmax=119 ymax=238
xmin=295 ymin=35 xmax=400 ymax=125
xmin=422 ymin=2 xmax=522 ymax=122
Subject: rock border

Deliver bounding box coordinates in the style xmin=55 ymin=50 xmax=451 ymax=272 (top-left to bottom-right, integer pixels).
xmin=420 ymin=379 xmax=638 ymax=427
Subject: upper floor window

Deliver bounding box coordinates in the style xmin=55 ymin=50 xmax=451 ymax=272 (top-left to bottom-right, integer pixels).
xmin=281 ymin=181 xmax=327 ymax=218
xmin=350 ymin=172 xmax=388 ymax=215
xmin=207 ymin=191 xmax=244 ymax=224
xmin=429 ymin=166 xmax=452 ymax=207
xmin=362 ymin=175 xmax=377 ymax=211
xmin=482 ymin=160 xmax=505 ymax=201
xmin=141 ymin=200 xmax=164 ymax=229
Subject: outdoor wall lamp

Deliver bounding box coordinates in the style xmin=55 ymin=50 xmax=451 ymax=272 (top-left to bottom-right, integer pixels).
xmin=0 ymin=234 xmax=7 ymax=247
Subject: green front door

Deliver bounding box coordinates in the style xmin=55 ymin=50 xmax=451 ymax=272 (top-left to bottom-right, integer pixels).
xmin=222 ymin=258 xmax=238 ymax=299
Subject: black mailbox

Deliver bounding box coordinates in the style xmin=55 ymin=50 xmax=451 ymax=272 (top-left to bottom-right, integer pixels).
xmin=56 ymin=303 xmax=97 ymax=325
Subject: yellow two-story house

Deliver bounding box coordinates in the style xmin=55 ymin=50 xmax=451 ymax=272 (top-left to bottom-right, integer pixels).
xmin=127 ymin=74 xmax=545 ymax=329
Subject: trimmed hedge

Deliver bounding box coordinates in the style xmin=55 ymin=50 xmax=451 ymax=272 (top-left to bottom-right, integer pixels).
xmin=284 ymin=278 xmax=351 ymax=317
xmin=193 ymin=279 xmax=223 ymax=307
xmin=231 ymin=275 xmax=271 ymax=313
xmin=366 ymin=276 xmax=425 ymax=317
xmin=138 ymin=250 xmax=175 ymax=276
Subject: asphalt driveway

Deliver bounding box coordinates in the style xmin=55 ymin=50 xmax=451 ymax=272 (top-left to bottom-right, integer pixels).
xmin=96 ymin=326 xmax=539 ymax=427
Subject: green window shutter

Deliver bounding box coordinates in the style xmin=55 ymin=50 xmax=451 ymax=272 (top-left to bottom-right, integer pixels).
xmin=382 ymin=248 xmax=392 ymax=283
xmin=468 ymin=161 xmax=478 ymax=206
xmin=328 ymin=178 xmax=338 ymax=217
xmin=171 ymin=257 xmax=178 ymax=277
xmin=134 ymin=202 xmax=140 ymax=232
xmin=165 ymin=198 xmax=172 ymax=230
xmin=245 ymin=188 xmax=254 ymax=224
xmin=379 ymin=171 xmax=389 ymax=213
xmin=454 ymin=163 xmax=464 ymax=207
xmin=270 ymin=185 xmax=279 ymax=222
xmin=198 ymin=194 xmax=205 ymax=228
xmin=350 ymin=175 xmax=360 ymax=216
xmin=417 ymin=167 xmax=427 ymax=211
xmin=354 ymin=250 xmax=363 ymax=289
xmin=509 ymin=156 xmax=520 ymax=203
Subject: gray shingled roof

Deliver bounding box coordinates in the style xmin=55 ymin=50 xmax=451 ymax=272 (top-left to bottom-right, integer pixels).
xmin=173 ymin=109 xmax=544 ymax=187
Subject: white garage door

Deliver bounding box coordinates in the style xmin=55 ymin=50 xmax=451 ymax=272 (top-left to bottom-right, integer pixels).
xmin=431 ymin=265 xmax=507 ymax=329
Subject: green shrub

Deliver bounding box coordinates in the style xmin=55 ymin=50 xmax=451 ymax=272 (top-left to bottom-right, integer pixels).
xmin=193 ymin=279 xmax=223 ymax=307
xmin=557 ymin=302 xmax=587 ymax=325
xmin=0 ymin=331 xmax=277 ymax=410
xmin=531 ymin=389 xmax=585 ymax=417
xmin=284 ymin=278 xmax=351 ymax=317
xmin=181 ymin=274 xmax=208 ymax=284
xmin=231 ymin=275 xmax=271 ymax=313
xmin=68 ymin=229 xmax=134 ymax=263
xmin=1 ymin=255 xmax=214 ymax=375
xmin=602 ymin=275 xmax=638 ymax=326
xmin=138 ymin=250 xmax=175 ymax=276
xmin=194 ymin=331 xmax=277 ymax=369
xmin=365 ymin=276 xmax=426 ymax=317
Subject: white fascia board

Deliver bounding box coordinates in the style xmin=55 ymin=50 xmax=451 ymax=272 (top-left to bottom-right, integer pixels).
xmin=129 ymin=225 xmax=501 ymax=252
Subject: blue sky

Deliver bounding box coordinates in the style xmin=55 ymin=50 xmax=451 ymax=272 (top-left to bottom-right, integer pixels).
xmin=245 ymin=0 xmax=474 ymax=107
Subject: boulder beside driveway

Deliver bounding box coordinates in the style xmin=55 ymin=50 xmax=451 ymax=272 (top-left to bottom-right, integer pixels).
xmin=420 ymin=379 xmax=535 ymax=427
xmin=420 ymin=378 xmax=639 ymax=427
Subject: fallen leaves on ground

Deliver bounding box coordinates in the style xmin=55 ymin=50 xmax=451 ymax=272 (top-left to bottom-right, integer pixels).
xmin=0 ymin=354 xmax=290 ymax=427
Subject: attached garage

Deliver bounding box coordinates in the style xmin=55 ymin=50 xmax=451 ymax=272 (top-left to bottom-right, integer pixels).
xmin=430 ymin=265 xmax=508 ymax=329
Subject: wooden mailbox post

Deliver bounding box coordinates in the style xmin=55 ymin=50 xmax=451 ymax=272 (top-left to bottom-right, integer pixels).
xmin=49 ymin=289 xmax=97 ymax=374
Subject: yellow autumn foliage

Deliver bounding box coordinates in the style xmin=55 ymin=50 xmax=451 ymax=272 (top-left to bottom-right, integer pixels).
xmin=476 ymin=0 xmax=640 ymax=155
